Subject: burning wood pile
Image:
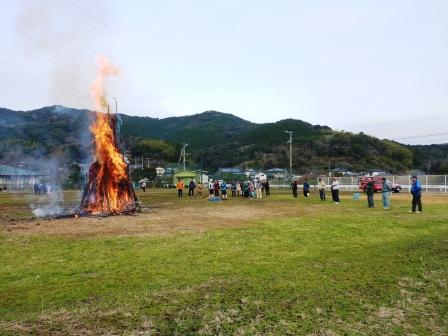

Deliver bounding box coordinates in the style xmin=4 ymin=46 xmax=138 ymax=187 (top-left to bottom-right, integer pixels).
xmin=79 ymin=56 xmax=138 ymax=216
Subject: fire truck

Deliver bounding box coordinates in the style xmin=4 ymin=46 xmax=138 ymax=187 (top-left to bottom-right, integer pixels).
xmin=358 ymin=176 xmax=402 ymax=193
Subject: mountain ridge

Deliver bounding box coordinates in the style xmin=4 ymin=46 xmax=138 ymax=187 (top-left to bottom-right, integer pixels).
xmin=1 ymin=105 xmax=447 ymax=174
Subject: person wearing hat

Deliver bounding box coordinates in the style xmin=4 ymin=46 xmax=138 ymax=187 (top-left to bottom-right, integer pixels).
xmin=331 ymin=177 xmax=340 ymax=204
xmin=410 ymin=175 xmax=422 ymax=213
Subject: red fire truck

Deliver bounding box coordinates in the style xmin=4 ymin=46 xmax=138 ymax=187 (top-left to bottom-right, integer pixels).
xmin=358 ymin=176 xmax=402 ymax=193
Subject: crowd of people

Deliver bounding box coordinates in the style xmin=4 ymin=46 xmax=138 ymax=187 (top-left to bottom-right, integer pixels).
xmin=175 ymin=179 xmax=271 ymax=200
xmin=33 ymin=183 xmax=51 ymax=194
xmin=173 ymin=175 xmax=423 ymax=213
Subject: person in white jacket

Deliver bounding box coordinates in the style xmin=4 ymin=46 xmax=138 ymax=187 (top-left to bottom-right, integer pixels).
xmin=255 ymin=179 xmax=262 ymax=199
xmin=318 ymin=178 xmax=326 ymax=201
xmin=331 ymin=177 xmax=340 ymax=204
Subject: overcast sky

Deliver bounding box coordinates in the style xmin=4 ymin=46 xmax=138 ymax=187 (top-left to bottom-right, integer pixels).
xmin=1 ymin=0 xmax=447 ymax=145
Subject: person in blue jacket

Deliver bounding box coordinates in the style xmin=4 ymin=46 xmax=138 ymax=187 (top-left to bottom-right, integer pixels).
xmin=303 ymin=179 xmax=310 ymax=198
xmin=220 ymin=181 xmax=228 ymax=199
xmin=410 ymin=175 xmax=422 ymax=213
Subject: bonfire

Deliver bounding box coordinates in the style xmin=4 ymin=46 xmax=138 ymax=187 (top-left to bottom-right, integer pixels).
xmin=79 ymin=56 xmax=137 ymax=215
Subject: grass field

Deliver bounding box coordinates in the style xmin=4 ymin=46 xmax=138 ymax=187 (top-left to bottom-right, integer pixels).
xmin=0 ymin=189 xmax=447 ymax=335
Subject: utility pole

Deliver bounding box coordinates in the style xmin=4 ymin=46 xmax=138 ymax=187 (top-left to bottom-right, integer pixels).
xmin=179 ymin=143 xmax=189 ymax=171
xmin=112 ymin=97 xmax=121 ymax=148
xmin=284 ymin=131 xmax=293 ymax=179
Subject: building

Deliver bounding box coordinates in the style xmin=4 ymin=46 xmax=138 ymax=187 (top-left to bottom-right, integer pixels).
xmin=172 ymin=170 xmax=208 ymax=185
xmin=0 ymin=164 xmax=42 ymax=190
xmin=266 ymin=168 xmax=288 ymax=179
xmin=218 ymin=168 xmax=244 ymax=175
xmin=155 ymin=167 xmax=165 ymax=176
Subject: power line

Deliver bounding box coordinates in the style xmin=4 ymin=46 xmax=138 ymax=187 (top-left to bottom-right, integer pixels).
xmin=391 ymin=132 xmax=448 ymax=141
xmin=339 ymin=113 xmax=448 ymax=130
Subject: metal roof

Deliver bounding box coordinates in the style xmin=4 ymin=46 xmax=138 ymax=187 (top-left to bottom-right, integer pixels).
xmin=267 ymin=168 xmax=287 ymax=172
xmin=0 ymin=164 xmax=42 ymax=176
xmin=219 ymin=168 xmax=243 ymax=173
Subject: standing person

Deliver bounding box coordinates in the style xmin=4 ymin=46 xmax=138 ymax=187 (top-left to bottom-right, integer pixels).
xmin=141 ymin=180 xmax=147 ymax=192
xmin=176 ymin=179 xmax=184 ymax=198
xmin=208 ymin=179 xmax=214 ymax=198
xmin=214 ymin=180 xmax=220 ymax=197
xmin=243 ymin=181 xmax=249 ymax=198
xmin=221 ymin=180 xmax=228 ymax=199
xmin=188 ymin=179 xmax=196 ymax=198
xmin=303 ymin=179 xmax=310 ymax=198
xmin=196 ymin=183 xmax=203 ymax=198
xmin=236 ymin=181 xmax=242 ymax=197
xmin=382 ymin=177 xmax=392 ymax=209
xmin=410 ymin=175 xmax=422 ymax=213
xmin=331 ymin=177 xmax=340 ymax=204
xmin=365 ymin=179 xmax=375 ymax=208
xmin=231 ymin=181 xmax=237 ymax=197
xmin=291 ymin=180 xmax=298 ymax=198
xmin=264 ymin=180 xmax=270 ymax=196
xmin=255 ymin=179 xmax=262 ymax=199
xmin=318 ymin=178 xmax=326 ymax=201
xmin=248 ymin=180 xmax=255 ymax=199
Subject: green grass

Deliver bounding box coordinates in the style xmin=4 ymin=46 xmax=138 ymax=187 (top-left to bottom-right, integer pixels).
xmin=1 ymin=190 xmax=447 ymax=335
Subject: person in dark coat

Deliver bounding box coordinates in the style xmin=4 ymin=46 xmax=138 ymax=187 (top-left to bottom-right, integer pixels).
xmin=365 ymin=180 xmax=374 ymax=208
xmin=291 ymin=180 xmax=298 ymax=198
xmin=188 ymin=179 xmax=196 ymax=198
xmin=213 ymin=181 xmax=220 ymax=197
xmin=264 ymin=181 xmax=270 ymax=196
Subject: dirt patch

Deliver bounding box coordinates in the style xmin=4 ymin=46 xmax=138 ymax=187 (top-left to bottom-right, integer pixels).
xmin=0 ymin=202 xmax=305 ymax=238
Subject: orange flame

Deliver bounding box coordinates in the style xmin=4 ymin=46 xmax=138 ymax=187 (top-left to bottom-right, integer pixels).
xmin=81 ymin=56 xmax=136 ymax=214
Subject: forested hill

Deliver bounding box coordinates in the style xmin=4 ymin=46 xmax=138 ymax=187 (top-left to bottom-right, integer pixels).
xmin=1 ymin=105 xmax=447 ymax=174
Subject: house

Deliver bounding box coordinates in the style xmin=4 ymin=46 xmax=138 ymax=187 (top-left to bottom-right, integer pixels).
xmin=155 ymin=167 xmax=165 ymax=176
xmin=255 ymin=172 xmax=267 ymax=181
xmin=266 ymin=168 xmax=288 ymax=179
xmin=173 ymin=170 xmax=197 ymax=185
xmin=218 ymin=168 xmax=244 ymax=175
xmin=244 ymin=168 xmax=256 ymax=178
xmin=0 ymin=164 xmax=42 ymax=190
